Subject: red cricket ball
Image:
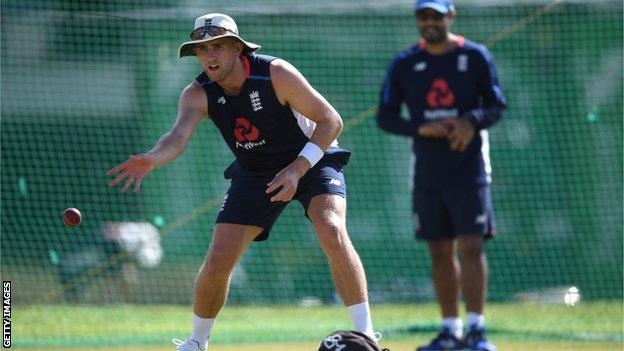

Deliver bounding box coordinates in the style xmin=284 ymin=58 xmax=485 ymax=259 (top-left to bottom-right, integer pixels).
xmin=62 ymin=207 xmax=82 ymax=227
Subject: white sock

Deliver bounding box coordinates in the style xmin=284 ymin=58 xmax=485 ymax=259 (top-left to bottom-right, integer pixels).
xmin=467 ymin=312 xmax=485 ymax=329
xmin=442 ymin=317 xmax=463 ymax=339
xmin=346 ymin=301 xmax=375 ymax=339
xmin=191 ymin=313 xmax=215 ymax=347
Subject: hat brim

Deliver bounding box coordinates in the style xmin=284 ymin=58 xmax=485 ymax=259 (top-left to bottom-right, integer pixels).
xmin=178 ymin=34 xmax=261 ymax=58
xmin=416 ymin=3 xmax=450 ymax=14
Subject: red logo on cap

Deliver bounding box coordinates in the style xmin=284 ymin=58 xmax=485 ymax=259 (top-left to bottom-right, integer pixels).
xmin=426 ymin=78 xmax=455 ymax=108
xmin=234 ymin=117 xmax=260 ymax=142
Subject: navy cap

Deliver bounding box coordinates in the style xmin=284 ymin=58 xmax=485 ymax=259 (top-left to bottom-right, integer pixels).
xmin=415 ymin=0 xmax=454 ymax=14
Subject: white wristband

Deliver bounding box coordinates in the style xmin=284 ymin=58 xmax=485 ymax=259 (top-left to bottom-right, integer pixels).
xmin=298 ymin=142 xmax=324 ymax=167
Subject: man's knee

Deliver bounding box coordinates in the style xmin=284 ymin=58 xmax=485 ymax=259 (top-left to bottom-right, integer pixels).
xmin=199 ymin=247 xmax=237 ymax=279
xmin=307 ymin=195 xmax=349 ymax=250
xmin=199 ymin=224 xmax=260 ymax=278
xmin=315 ymin=215 xmax=350 ymax=252
xmin=314 ymin=211 xmax=346 ymax=234
xmin=309 ymin=205 xmax=348 ymax=255
xmin=427 ymin=240 xmax=455 ymax=262
xmin=458 ymin=235 xmax=484 ymax=259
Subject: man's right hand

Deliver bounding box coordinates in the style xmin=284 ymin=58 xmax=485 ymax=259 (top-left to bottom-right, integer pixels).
xmin=418 ymin=121 xmax=450 ymax=138
xmin=107 ymin=154 xmax=155 ymax=193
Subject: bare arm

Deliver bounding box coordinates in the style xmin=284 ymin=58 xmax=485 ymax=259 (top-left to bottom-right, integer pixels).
xmin=107 ymin=81 xmax=207 ymax=192
xmin=146 ymin=81 xmax=208 ymax=168
xmin=265 ymin=59 xmax=343 ymax=201
xmin=271 ymin=59 xmax=343 ymax=152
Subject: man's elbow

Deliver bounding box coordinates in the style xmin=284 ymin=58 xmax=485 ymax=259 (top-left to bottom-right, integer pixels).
xmin=321 ymin=110 xmax=343 ymax=136
xmin=334 ymin=113 xmax=344 ymax=135
xmin=499 ymin=105 xmax=507 ymax=117
xmin=377 ymin=114 xmax=393 ymax=133
xmin=492 ymin=105 xmax=506 ymax=121
xmin=376 ymin=116 xmax=385 ymax=130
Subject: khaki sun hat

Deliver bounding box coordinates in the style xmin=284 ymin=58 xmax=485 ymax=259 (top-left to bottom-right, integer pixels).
xmin=178 ymin=13 xmax=261 ymax=58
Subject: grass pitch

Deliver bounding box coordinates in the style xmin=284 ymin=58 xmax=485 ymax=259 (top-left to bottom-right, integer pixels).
xmin=15 ymin=301 xmax=623 ymax=350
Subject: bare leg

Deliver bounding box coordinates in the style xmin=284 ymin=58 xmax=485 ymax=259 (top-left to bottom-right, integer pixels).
xmin=427 ymin=239 xmax=460 ymax=318
xmin=457 ymin=234 xmax=487 ymax=315
xmin=193 ymin=223 xmax=262 ymax=317
xmin=307 ymin=194 xmax=368 ymax=305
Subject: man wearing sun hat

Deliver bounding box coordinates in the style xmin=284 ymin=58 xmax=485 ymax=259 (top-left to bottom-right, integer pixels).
xmin=377 ymin=0 xmax=506 ymax=350
xmin=177 ymin=13 xmax=261 ymax=57
xmin=108 ymin=13 xmax=378 ymax=351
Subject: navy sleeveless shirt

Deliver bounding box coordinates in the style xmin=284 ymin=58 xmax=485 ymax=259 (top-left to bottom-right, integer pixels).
xmin=196 ymin=53 xmax=349 ymax=178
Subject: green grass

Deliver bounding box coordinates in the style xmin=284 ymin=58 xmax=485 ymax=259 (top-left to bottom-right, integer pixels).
xmin=26 ymin=340 xmax=624 ymax=351
xmin=14 ymin=301 xmax=623 ymax=349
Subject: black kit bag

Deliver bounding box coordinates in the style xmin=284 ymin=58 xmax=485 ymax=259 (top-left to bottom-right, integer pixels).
xmin=317 ymin=330 xmax=389 ymax=351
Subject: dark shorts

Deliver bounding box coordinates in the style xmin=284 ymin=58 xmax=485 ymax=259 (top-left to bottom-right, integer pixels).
xmin=413 ymin=184 xmax=496 ymax=241
xmin=216 ymin=158 xmax=348 ymax=241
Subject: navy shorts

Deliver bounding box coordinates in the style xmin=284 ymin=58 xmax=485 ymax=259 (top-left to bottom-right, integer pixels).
xmin=216 ymin=157 xmax=348 ymax=241
xmin=413 ymin=184 xmax=496 ymax=241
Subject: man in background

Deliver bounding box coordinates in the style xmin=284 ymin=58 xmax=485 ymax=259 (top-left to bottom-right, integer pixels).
xmin=377 ymin=0 xmax=506 ymax=350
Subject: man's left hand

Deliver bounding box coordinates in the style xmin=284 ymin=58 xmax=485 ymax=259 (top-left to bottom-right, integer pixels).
xmin=443 ymin=118 xmax=476 ymax=152
xmin=266 ymin=157 xmax=311 ymax=202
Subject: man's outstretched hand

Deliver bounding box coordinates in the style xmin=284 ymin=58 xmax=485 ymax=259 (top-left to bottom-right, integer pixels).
xmin=107 ymin=154 xmax=155 ymax=193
